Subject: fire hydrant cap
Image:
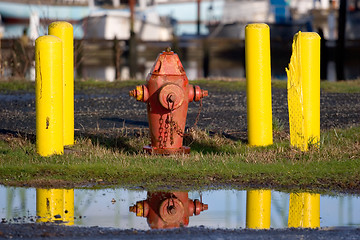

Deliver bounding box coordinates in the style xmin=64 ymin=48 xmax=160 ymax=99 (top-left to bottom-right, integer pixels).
xmin=159 ymin=84 xmax=185 ymax=110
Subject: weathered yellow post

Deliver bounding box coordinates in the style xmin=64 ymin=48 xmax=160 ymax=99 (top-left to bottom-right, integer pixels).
xmin=288 ymin=192 xmax=320 ymax=228
xmin=246 ymin=189 xmax=271 ymax=229
xmin=36 ymin=188 xmax=74 ymax=225
xmin=245 ymin=23 xmax=273 ymax=146
xmin=49 ymin=22 xmax=74 ymax=146
xmin=286 ymin=32 xmax=320 ymax=151
xmin=35 ymin=35 xmax=63 ymax=156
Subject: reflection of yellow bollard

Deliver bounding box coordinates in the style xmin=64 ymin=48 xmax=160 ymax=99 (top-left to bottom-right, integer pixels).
xmin=36 ymin=189 xmax=64 ymax=223
xmin=246 ymin=189 xmax=271 ymax=229
xmin=35 ymin=35 xmax=63 ymax=156
xmin=63 ymin=189 xmax=74 ymax=225
xmin=245 ymin=23 xmax=273 ymax=146
xmin=286 ymin=32 xmax=320 ymax=151
xmin=36 ymin=189 xmax=74 ymax=225
xmin=49 ymin=22 xmax=74 ymax=146
xmin=288 ymin=192 xmax=320 ymax=228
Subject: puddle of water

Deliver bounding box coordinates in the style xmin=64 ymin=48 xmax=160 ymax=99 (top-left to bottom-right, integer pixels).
xmin=1 ymin=185 xmax=360 ymax=230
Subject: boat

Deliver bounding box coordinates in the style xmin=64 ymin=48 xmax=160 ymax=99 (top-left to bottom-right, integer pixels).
xmin=82 ymin=5 xmax=173 ymax=41
xmin=0 ymin=0 xmax=174 ymax=41
xmin=0 ymin=0 xmax=91 ymax=23
xmin=207 ymin=0 xmax=314 ymax=40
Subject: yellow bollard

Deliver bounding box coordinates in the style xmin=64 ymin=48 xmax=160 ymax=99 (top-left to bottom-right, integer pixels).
xmin=288 ymin=192 xmax=320 ymax=228
xmin=36 ymin=188 xmax=74 ymax=225
xmin=246 ymin=189 xmax=271 ymax=229
xmin=35 ymin=35 xmax=63 ymax=156
xmin=49 ymin=22 xmax=74 ymax=146
xmin=286 ymin=32 xmax=320 ymax=151
xmin=245 ymin=23 xmax=273 ymax=146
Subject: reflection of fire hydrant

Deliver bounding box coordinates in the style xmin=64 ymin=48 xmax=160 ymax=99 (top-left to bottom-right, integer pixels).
xmin=129 ymin=48 xmax=208 ymax=154
xmin=129 ymin=192 xmax=208 ymax=229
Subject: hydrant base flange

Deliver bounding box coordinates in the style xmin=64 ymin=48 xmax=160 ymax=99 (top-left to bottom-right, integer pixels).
xmin=143 ymin=145 xmax=190 ymax=155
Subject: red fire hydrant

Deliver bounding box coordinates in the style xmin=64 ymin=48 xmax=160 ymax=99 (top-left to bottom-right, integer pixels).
xmin=129 ymin=191 xmax=208 ymax=229
xmin=129 ymin=48 xmax=208 ymax=154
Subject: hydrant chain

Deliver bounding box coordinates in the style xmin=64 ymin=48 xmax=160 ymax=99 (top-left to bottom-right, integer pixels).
xmin=164 ymin=115 xmax=170 ymax=147
xmin=169 ymin=106 xmax=185 ymax=139
xmin=164 ymin=96 xmax=204 ymax=147
xmin=170 ymin=113 xmax=174 ymax=145
xmin=168 ymin=101 xmax=176 ymax=146
xmin=158 ymin=116 xmax=164 ymax=149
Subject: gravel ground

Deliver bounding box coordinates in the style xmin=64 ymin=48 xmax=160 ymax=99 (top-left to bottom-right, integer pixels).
xmin=1 ymin=223 xmax=360 ymax=240
xmin=0 ymin=87 xmax=359 ymax=140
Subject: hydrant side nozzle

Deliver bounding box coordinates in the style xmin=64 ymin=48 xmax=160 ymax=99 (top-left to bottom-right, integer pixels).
xmin=191 ymin=85 xmax=208 ymax=102
xmin=129 ymin=85 xmax=149 ymax=102
xmin=129 ymin=200 xmax=149 ymax=217
xmin=203 ymin=203 xmax=209 ymax=211
xmin=193 ymin=199 xmax=208 ymax=215
xmin=129 ymin=205 xmax=136 ymax=213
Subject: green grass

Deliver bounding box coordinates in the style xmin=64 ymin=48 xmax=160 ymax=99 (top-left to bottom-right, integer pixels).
xmin=320 ymin=79 xmax=360 ymax=93
xmin=1 ymin=79 xmax=360 ymax=93
xmin=0 ymin=126 xmax=359 ymax=192
xmin=0 ymin=79 xmax=35 ymax=92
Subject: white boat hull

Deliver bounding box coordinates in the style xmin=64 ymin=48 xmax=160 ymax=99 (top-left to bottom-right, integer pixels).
xmin=84 ymin=10 xmax=173 ymax=41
